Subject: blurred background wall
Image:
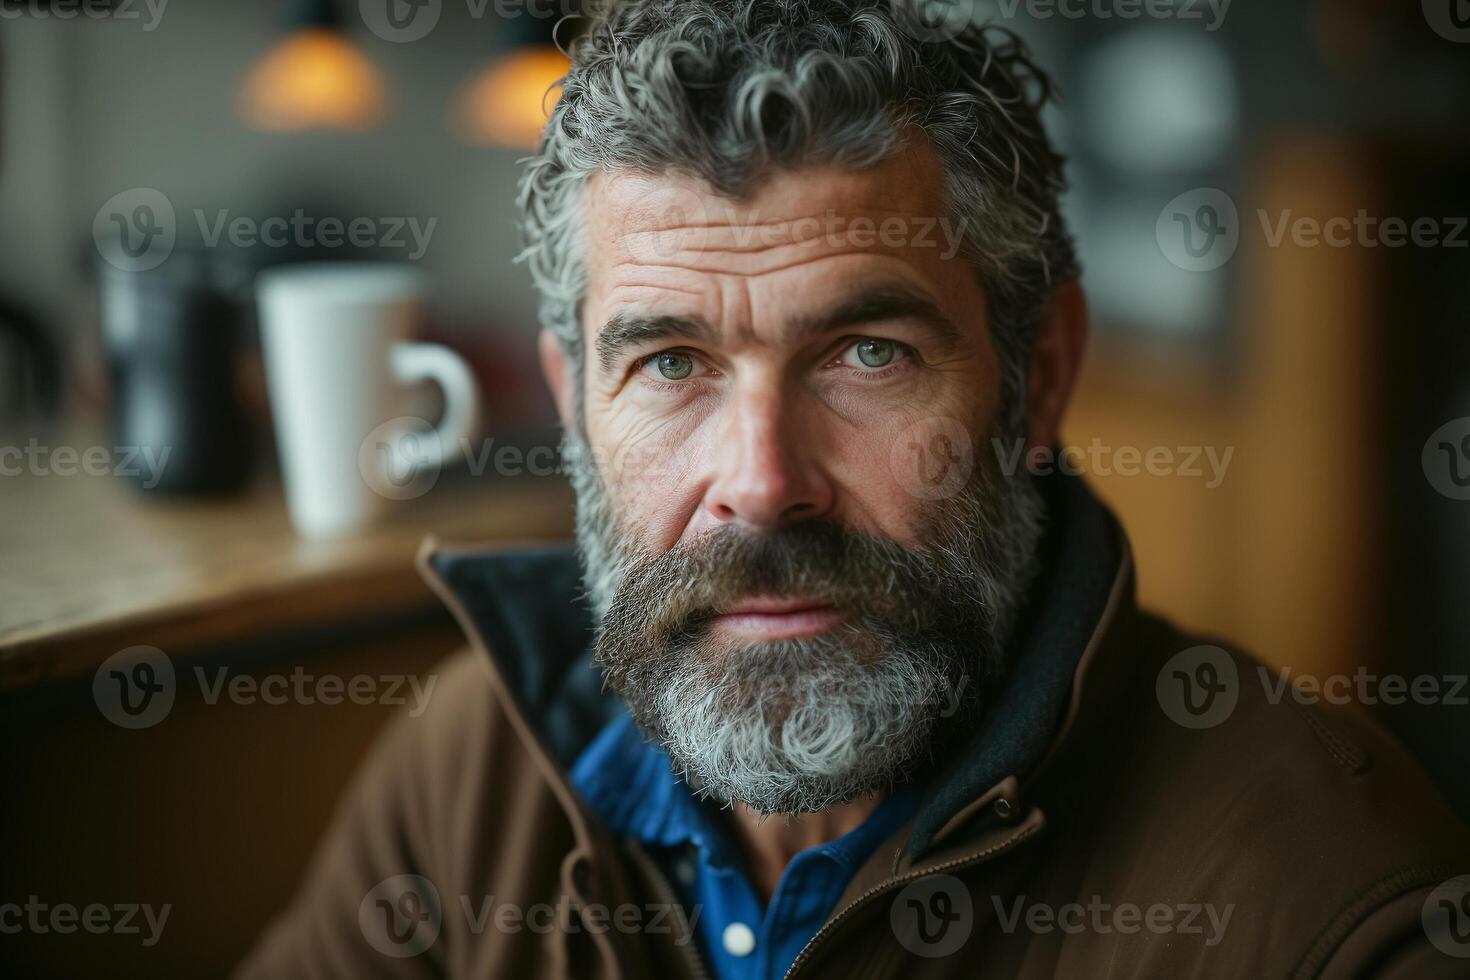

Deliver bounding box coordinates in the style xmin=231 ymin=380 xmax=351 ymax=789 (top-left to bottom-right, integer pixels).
xmin=2 ymin=0 xmax=1468 ymax=975
xmin=2 ymin=0 xmax=539 ymax=327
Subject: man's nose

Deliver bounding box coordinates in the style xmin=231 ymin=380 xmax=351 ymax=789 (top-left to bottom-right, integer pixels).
xmin=703 ymin=386 xmax=834 ymax=530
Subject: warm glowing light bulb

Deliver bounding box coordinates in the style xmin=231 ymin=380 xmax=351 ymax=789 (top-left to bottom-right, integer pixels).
xmin=451 ymin=47 xmax=570 ymax=149
xmin=239 ymin=28 xmax=387 ymax=132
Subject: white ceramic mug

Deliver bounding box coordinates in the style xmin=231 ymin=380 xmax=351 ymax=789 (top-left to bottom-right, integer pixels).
xmin=257 ymin=263 xmax=479 ymax=538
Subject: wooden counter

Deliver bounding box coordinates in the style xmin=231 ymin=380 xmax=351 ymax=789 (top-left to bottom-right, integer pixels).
xmin=0 ymin=459 xmax=574 ymax=691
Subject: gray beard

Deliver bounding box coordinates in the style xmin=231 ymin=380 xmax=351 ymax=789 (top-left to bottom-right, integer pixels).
xmin=564 ymin=423 xmax=1047 ymax=815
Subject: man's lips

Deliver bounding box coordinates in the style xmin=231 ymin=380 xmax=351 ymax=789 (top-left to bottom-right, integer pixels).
xmin=709 ymin=597 xmax=848 ymax=640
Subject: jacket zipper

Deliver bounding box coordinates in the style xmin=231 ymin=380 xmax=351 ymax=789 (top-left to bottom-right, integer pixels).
xmin=782 ymin=819 xmax=1042 ymax=979
xmin=622 ymin=841 xmax=712 ymax=980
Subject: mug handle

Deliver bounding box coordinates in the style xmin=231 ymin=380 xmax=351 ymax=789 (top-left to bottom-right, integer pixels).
xmin=389 ymin=341 xmax=480 ymax=473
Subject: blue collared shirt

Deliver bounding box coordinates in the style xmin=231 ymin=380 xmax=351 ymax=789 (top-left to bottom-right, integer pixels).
xmin=569 ymin=710 xmax=918 ymax=980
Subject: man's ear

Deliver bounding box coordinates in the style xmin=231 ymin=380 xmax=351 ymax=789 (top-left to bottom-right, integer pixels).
xmin=539 ymin=329 xmax=576 ymax=431
xmin=1025 ymin=278 xmax=1089 ymax=452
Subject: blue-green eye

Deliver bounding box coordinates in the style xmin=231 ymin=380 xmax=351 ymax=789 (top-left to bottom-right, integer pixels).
xmin=844 ymin=338 xmax=905 ymax=370
xmin=647 ymin=351 xmax=694 ymax=380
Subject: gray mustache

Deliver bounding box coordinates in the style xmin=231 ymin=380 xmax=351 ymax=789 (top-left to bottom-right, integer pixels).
xmin=600 ymin=521 xmax=985 ymax=652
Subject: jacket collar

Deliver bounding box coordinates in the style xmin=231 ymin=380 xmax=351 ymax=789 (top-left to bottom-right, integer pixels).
xmin=418 ymin=537 xmax=613 ymax=766
xmin=908 ymin=472 xmax=1131 ymax=855
xmin=416 ymin=472 xmax=1134 ymax=865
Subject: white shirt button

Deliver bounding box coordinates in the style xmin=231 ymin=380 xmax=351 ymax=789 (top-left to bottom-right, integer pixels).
xmin=722 ymin=922 xmax=756 ymax=958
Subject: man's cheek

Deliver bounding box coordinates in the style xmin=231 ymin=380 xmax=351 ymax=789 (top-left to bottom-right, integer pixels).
xmin=590 ymin=399 xmax=678 ymax=479
xmin=877 ymin=413 xmax=979 ymax=512
xmin=598 ymin=422 xmax=711 ymax=552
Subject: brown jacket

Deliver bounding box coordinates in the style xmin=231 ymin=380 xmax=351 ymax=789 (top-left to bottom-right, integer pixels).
xmin=237 ymin=479 xmax=1470 ymax=979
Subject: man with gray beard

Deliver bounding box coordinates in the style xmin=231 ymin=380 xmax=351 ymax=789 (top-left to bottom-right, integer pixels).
xmin=238 ymin=2 xmax=1470 ymax=978
xmin=589 ymin=431 xmax=1043 ymax=817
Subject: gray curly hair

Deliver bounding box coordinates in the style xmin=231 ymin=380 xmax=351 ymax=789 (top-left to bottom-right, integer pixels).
xmin=517 ymin=0 xmax=1077 ymax=418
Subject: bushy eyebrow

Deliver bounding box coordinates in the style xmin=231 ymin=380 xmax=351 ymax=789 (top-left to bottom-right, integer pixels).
xmin=596 ymin=313 xmax=713 ymax=371
xmin=593 ymin=284 xmax=961 ymax=371
xmin=785 ymin=285 xmax=961 ymax=353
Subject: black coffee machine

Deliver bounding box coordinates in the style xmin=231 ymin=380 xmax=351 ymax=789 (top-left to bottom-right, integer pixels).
xmin=96 ymin=252 xmax=253 ymax=495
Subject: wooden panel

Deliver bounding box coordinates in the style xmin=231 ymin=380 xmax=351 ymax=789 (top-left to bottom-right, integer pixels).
xmin=1064 ymin=135 xmax=1380 ymax=677
xmin=0 ymin=619 xmax=466 ymax=979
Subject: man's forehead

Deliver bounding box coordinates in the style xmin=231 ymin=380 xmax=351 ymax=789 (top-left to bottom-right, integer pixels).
xmin=582 ymin=143 xmax=953 ymax=247
xmin=579 ymin=144 xmax=966 ymax=345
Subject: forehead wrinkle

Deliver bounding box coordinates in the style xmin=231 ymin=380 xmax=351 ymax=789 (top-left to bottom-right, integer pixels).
xmin=604 ymin=276 xmax=705 ymax=298
xmin=693 ymin=205 xmax=939 ymax=256
xmin=611 ymin=242 xmax=924 ymax=287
